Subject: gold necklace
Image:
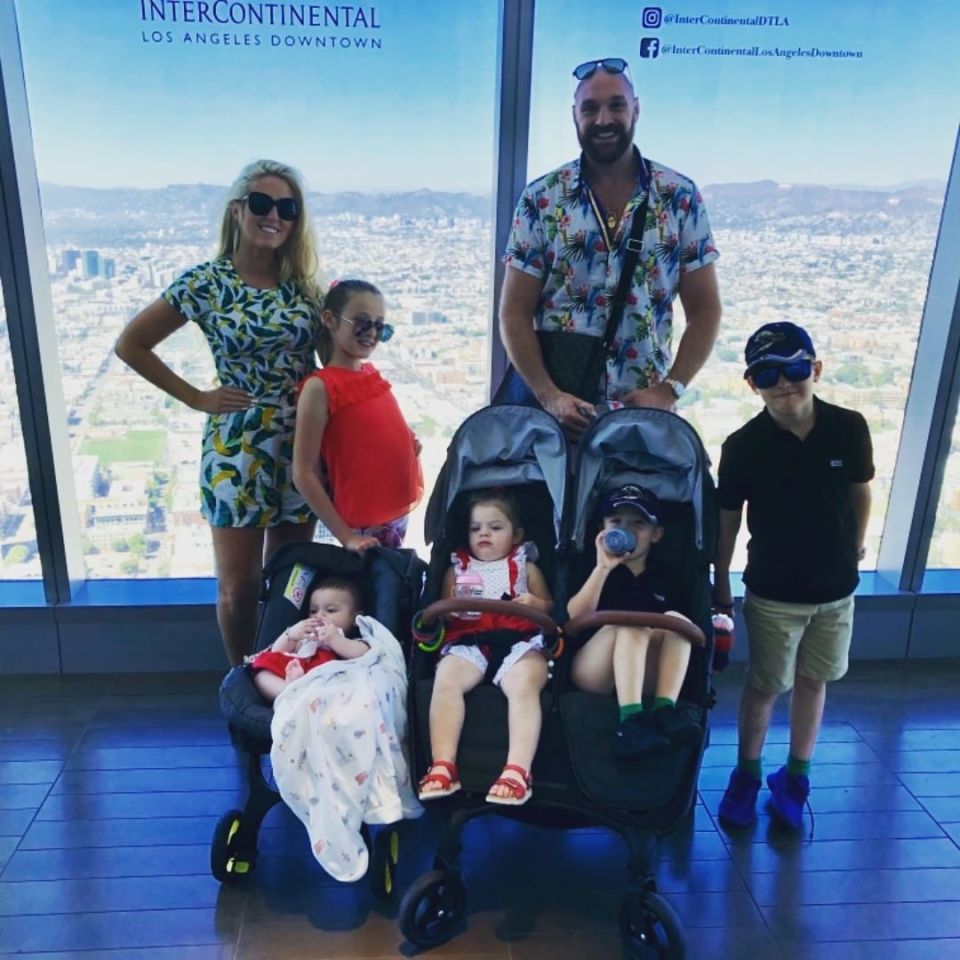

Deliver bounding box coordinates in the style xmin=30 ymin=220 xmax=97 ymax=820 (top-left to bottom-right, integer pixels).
xmin=606 ymin=211 xmax=618 ymax=230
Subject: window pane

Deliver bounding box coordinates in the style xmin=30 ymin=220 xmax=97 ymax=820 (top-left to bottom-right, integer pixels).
xmin=927 ymin=413 xmax=960 ymax=569
xmin=14 ymin=0 xmax=498 ymax=574
xmin=0 ymin=280 xmax=41 ymax=579
xmin=529 ymin=0 xmax=958 ymax=570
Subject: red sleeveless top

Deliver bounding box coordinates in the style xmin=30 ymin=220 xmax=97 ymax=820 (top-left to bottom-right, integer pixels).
xmin=302 ymin=363 xmax=423 ymax=528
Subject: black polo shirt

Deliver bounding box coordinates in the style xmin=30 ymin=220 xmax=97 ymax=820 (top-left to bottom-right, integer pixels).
xmin=597 ymin=565 xmax=673 ymax=614
xmin=717 ymin=397 xmax=874 ymax=603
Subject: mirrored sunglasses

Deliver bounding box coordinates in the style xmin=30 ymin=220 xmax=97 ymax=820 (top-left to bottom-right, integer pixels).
xmin=336 ymin=314 xmax=394 ymax=343
xmin=747 ymin=359 xmax=813 ymax=389
xmin=243 ymin=191 xmax=299 ymax=221
xmin=572 ymin=57 xmax=629 ymax=81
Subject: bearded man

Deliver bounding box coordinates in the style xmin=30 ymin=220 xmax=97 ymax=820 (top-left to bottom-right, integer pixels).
xmin=499 ymin=57 xmax=722 ymax=437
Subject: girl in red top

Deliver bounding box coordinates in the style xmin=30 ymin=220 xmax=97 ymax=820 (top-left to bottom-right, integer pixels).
xmin=293 ymin=280 xmax=423 ymax=552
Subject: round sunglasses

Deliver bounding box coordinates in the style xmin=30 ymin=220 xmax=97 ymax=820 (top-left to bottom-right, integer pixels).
xmin=747 ymin=358 xmax=814 ymax=389
xmin=335 ymin=313 xmax=394 ymax=343
xmin=242 ymin=191 xmax=300 ymax=222
xmin=572 ymin=57 xmax=629 ymax=81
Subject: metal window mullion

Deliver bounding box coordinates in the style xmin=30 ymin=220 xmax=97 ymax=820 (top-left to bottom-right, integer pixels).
xmin=877 ymin=124 xmax=960 ymax=591
xmin=0 ymin=4 xmax=84 ymax=602
xmin=902 ymin=280 xmax=960 ymax=589
xmin=487 ymin=0 xmax=535 ymax=400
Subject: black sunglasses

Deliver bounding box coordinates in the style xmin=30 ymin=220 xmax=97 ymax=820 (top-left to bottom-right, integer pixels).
xmin=747 ymin=359 xmax=813 ymax=389
xmin=573 ymin=57 xmax=629 ymax=81
xmin=242 ymin=191 xmax=300 ymax=222
xmin=336 ymin=313 xmax=394 ymax=343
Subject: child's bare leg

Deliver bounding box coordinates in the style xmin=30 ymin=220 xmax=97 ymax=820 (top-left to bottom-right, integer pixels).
xmin=612 ymin=626 xmax=652 ymax=706
xmin=653 ymin=626 xmax=693 ymax=702
xmin=285 ymin=659 xmax=305 ymax=682
xmin=647 ymin=613 xmax=700 ymax=747
xmin=253 ymin=671 xmax=287 ymax=703
xmin=423 ymin=654 xmax=483 ymax=795
xmin=570 ymin=624 xmax=618 ymax=695
xmin=491 ymin=652 xmax=548 ymax=798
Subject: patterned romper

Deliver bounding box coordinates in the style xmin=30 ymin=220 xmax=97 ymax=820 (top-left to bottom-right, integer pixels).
xmin=163 ymin=258 xmax=320 ymax=527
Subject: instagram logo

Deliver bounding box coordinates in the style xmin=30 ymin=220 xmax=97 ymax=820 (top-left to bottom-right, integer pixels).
xmin=642 ymin=6 xmax=663 ymax=29
xmin=639 ymin=37 xmax=660 ymax=59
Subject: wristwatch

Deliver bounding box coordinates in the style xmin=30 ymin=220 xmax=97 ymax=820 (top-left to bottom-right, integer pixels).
xmin=664 ymin=376 xmax=686 ymax=400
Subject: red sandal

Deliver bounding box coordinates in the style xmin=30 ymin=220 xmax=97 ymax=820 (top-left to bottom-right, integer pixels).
xmin=418 ymin=760 xmax=461 ymax=800
xmin=486 ymin=764 xmax=533 ymax=806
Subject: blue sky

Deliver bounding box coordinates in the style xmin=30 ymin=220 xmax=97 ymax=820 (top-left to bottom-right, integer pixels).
xmin=529 ymin=0 xmax=960 ymax=188
xmin=12 ymin=0 xmax=960 ymax=191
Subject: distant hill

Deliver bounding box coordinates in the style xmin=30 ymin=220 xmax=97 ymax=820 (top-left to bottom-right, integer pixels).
xmin=39 ymin=183 xmax=491 ymax=244
xmin=38 ymin=179 xmax=945 ymax=244
xmin=700 ymin=179 xmax=945 ymax=230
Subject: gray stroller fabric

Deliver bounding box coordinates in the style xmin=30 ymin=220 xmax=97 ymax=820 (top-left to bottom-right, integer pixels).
xmin=424 ymin=405 xmax=567 ymax=545
xmin=573 ymin=408 xmax=711 ymax=549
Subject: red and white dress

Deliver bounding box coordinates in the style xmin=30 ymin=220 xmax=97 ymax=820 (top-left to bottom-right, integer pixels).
xmin=440 ymin=542 xmax=545 ymax=686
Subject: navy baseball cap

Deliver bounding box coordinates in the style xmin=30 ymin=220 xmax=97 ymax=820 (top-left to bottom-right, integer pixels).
xmin=601 ymin=484 xmax=661 ymax=523
xmin=744 ymin=322 xmax=816 ymax=375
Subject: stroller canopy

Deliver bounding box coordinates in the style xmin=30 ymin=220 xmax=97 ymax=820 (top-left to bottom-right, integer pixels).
xmin=424 ymin=405 xmax=567 ymax=546
xmin=572 ymin=408 xmax=712 ymax=550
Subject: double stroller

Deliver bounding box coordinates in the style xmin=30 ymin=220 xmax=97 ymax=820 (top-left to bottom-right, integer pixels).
xmin=214 ymin=541 xmax=426 ymax=896
xmin=399 ymin=404 xmax=716 ymax=960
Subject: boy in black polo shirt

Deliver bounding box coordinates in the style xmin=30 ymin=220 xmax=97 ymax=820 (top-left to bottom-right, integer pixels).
xmin=569 ymin=485 xmax=700 ymax=759
xmin=714 ymin=322 xmax=874 ymax=830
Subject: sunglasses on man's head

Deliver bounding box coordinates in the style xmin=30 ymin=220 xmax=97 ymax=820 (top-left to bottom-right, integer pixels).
xmin=336 ymin=314 xmax=394 ymax=343
xmin=243 ymin=191 xmax=300 ymax=222
xmin=748 ymin=358 xmax=813 ymax=390
xmin=572 ymin=57 xmax=629 ymax=81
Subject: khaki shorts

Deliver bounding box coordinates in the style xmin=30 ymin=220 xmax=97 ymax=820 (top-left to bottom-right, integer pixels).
xmin=743 ymin=591 xmax=855 ymax=695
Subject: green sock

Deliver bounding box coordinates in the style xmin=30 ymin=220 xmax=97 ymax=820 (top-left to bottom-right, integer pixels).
xmin=619 ymin=703 xmax=643 ymax=721
xmin=738 ymin=757 xmax=762 ymax=780
xmin=651 ymin=697 xmax=675 ymax=712
xmin=787 ymin=754 xmax=811 ymax=777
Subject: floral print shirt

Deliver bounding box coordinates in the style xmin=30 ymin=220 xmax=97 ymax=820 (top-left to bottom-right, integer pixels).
xmin=504 ymin=149 xmax=719 ymax=400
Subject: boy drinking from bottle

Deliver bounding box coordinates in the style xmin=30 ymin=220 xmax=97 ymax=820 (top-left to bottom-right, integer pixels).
xmin=568 ymin=485 xmax=699 ymax=760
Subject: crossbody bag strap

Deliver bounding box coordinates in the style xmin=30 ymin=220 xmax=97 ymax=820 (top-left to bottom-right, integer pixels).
xmin=601 ymin=159 xmax=653 ymax=352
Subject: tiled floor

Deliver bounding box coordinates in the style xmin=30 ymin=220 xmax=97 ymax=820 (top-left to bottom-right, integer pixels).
xmin=1 ymin=661 xmax=959 ymax=959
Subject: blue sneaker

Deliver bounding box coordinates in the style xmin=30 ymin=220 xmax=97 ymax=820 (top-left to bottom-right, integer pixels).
xmin=717 ymin=767 xmax=761 ymax=827
xmin=766 ymin=766 xmax=810 ymax=830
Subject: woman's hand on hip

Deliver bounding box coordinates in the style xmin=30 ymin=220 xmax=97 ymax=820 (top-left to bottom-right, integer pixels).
xmin=193 ymin=385 xmax=255 ymax=414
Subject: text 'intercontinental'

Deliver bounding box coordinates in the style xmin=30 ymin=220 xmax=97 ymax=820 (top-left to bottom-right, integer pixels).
xmin=139 ymin=1 xmax=381 ymax=29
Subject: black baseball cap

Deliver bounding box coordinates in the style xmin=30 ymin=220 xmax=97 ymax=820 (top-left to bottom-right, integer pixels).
xmin=601 ymin=484 xmax=660 ymax=523
xmin=744 ymin=322 xmax=816 ymax=375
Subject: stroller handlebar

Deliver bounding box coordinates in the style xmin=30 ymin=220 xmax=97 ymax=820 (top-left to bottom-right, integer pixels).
xmin=563 ymin=611 xmax=706 ymax=647
xmin=419 ymin=598 xmax=559 ymax=636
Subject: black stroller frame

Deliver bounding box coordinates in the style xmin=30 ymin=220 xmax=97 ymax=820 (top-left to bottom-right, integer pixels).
xmin=213 ymin=541 xmax=427 ymax=897
xmin=398 ymin=405 xmax=716 ymax=960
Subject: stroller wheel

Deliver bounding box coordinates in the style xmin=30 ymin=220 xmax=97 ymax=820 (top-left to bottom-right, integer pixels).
xmin=368 ymin=826 xmax=400 ymax=899
xmin=619 ymin=891 xmax=686 ymax=960
xmin=398 ymin=868 xmax=466 ymax=948
xmin=210 ymin=809 xmax=254 ymax=885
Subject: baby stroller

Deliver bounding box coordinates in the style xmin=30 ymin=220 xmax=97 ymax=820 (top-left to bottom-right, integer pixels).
xmin=214 ymin=541 xmax=426 ymax=897
xmin=399 ymin=405 xmax=714 ymax=960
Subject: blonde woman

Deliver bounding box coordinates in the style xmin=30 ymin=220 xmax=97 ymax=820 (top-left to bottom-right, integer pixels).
xmin=116 ymin=159 xmax=324 ymax=665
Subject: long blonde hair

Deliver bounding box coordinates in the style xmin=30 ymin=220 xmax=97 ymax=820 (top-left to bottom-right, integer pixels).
xmin=217 ymin=159 xmax=324 ymax=304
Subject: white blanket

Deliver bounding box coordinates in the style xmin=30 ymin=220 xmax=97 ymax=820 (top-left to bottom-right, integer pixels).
xmin=270 ymin=615 xmax=423 ymax=881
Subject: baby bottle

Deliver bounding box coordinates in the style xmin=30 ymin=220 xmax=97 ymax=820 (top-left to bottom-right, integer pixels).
xmin=453 ymin=569 xmax=485 ymax=619
xmin=602 ymin=528 xmax=637 ymax=556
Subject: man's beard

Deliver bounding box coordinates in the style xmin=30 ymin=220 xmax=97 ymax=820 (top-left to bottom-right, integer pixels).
xmin=577 ymin=121 xmax=635 ymax=166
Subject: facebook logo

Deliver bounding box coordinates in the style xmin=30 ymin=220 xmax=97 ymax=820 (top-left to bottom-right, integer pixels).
xmin=642 ymin=6 xmax=663 ymax=29
xmin=639 ymin=37 xmax=660 ymax=59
